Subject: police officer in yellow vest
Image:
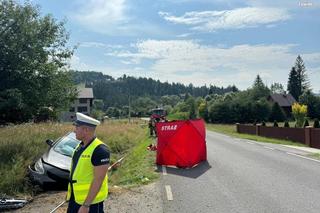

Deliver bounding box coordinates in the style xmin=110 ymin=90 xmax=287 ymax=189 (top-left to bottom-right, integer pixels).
xmin=67 ymin=112 xmax=110 ymax=213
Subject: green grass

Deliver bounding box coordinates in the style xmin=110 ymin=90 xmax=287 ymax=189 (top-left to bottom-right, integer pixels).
xmin=308 ymin=153 xmax=320 ymax=160
xmin=0 ymin=120 xmax=159 ymax=196
xmin=109 ymin=135 xmax=159 ymax=187
xmin=166 ymin=112 xmax=189 ymax=120
xmin=206 ymin=124 xmax=307 ymax=147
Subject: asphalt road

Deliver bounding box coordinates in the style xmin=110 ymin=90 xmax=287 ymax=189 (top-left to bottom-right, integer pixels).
xmin=160 ymin=130 xmax=320 ymax=213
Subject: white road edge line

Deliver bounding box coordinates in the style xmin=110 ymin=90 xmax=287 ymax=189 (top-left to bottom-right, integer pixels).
xmin=286 ymin=152 xmax=320 ymax=163
xmin=165 ymin=185 xmax=173 ymax=201
xmin=264 ymin=146 xmax=275 ymax=150
xmin=162 ymin=166 xmax=167 ymax=175
xmin=246 ymin=142 xmax=254 ymax=145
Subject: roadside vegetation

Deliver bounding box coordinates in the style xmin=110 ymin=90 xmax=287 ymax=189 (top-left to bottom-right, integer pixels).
xmin=0 ymin=120 xmax=159 ymax=196
xmin=308 ymin=153 xmax=320 ymax=160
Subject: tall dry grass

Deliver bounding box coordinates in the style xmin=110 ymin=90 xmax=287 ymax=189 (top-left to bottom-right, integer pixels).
xmin=0 ymin=120 xmax=147 ymax=196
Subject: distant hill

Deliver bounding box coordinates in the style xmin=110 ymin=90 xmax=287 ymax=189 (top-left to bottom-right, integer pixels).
xmin=71 ymin=71 xmax=238 ymax=108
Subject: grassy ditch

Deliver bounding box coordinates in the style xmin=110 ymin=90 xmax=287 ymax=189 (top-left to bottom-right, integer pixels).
xmin=108 ymin=135 xmax=159 ymax=187
xmin=0 ymin=119 xmax=159 ymax=196
xmin=206 ymin=124 xmax=307 ymax=147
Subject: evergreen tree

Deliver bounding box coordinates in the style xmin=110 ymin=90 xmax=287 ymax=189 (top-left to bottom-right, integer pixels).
xmin=288 ymin=55 xmax=309 ymax=100
xmin=253 ymin=75 xmax=264 ymax=88
xmin=251 ymin=75 xmax=270 ymax=100
xmin=287 ymin=67 xmax=300 ymax=100
xmin=284 ymin=120 xmax=290 ymax=127
xmin=295 ymin=55 xmax=309 ymax=93
xmin=269 ymin=102 xmax=286 ymax=122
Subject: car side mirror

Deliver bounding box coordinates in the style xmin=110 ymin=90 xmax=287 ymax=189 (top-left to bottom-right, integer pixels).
xmin=46 ymin=139 xmax=54 ymax=147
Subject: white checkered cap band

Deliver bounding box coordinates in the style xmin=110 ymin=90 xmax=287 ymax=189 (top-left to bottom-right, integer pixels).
xmin=75 ymin=112 xmax=100 ymax=126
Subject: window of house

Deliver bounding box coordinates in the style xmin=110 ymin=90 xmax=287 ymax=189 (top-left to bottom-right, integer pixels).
xmin=79 ymin=98 xmax=87 ymax=104
xmin=77 ymin=106 xmax=88 ymax=112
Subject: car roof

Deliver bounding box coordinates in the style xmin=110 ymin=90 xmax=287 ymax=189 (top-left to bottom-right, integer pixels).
xmin=66 ymin=131 xmax=77 ymax=140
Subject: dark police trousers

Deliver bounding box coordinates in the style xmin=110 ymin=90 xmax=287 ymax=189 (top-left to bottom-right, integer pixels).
xmin=67 ymin=193 xmax=104 ymax=213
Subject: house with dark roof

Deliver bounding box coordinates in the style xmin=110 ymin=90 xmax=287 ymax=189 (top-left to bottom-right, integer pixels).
xmin=60 ymin=87 xmax=94 ymax=122
xmin=267 ymin=93 xmax=297 ymax=117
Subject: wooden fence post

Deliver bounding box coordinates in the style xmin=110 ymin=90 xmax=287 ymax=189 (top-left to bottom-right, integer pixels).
xmin=256 ymin=124 xmax=261 ymax=136
xmin=304 ymin=126 xmax=312 ymax=147
xmin=236 ymin=123 xmax=240 ymax=133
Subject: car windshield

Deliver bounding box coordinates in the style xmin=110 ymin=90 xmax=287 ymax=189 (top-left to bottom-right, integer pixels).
xmin=54 ymin=133 xmax=80 ymax=157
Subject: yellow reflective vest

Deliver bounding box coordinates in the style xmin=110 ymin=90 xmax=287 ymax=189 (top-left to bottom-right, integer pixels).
xmin=67 ymin=138 xmax=108 ymax=204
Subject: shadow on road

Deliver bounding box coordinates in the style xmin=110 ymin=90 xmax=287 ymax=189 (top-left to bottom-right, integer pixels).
xmin=157 ymin=161 xmax=211 ymax=179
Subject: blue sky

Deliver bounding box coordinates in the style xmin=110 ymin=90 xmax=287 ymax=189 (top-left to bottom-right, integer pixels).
xmin=31 ymin=0 xmax=320 ymax=92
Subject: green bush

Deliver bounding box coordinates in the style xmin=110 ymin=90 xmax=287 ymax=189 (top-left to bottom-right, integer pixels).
xmin=269 ymin=102 xmax=286 ymax=122
xmin=167 ymin=112 xmax=189 ymax=120
xmin=262 ymin=121 xmax=266 ymax=126
xmin=284 ymin=120 xmax=290 ymax=128
xmin=273 ymin=120 xmax=278 ymax=127
xmin=303 ymin=119 xmax=309 ymax=127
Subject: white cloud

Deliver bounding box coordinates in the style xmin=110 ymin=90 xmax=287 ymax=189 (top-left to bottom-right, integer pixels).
xmin=71 ymin=0 xmax=130 ymax=35
xmin=70 ymin=0 xmax=171 ymax=36
xmin=106 ymin=39 xmax=320 ymax=90
xmin=80 ymin=42 xmax=107 ymax=48
xmin=73 ymin=0 xmax=127 ymax=25
xmin=79 ymin=42 xmax=123 ymax=49
xmin=176 ymin=33 xmax=193 ymax=38
xmin=159 ymin=7 xmax=290 ymax=32
xmin=69 ymin=55 xmax=91 ymax=70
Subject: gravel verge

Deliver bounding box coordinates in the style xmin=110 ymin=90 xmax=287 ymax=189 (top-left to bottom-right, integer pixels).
xmin=9 ymin=181 xmax=162 ymax=213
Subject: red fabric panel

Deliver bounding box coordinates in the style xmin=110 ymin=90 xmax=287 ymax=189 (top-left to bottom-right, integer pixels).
xmin=156 ymin=119 xmax=207 ymax=168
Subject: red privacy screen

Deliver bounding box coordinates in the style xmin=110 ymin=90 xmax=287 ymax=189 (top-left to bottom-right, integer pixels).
xmin=156 ymin=119 xmax=207 ymax=168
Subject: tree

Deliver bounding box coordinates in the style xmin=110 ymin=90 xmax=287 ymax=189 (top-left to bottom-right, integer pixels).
xmin=252 ymin=99 xmax=271 ymax=122
xmin=93 ymin=99 xmax=105 ymax=111
xmin=198 ymin=101 xmax=209 ymax=122
xmin=270 ymin=83 xmax=285 ymax=94
xmin=0 ymin=0 xmax=76 ymax=123
xmin=185 ymin=96 xmax=197 ymax=119
xmin=209 ymin=102 xmax=231 ymax=123
xmin=287 ymin=55 xmax=309 ymax=100
xmin=253 ymin=75 xmax=264 ymax=88
xmin=160 ymin=95 xmax=180 ymax=107
xmin=287 ymin=67 xmax=300 ymax=100
xmin=269 ymin=102 xmax=286 ymax=122
xmin=299 ymin=90 xmax=320 ymax=119
xmin=132 ymin=97 xmax=156 ymax=117
xmin=250 ymin=75 xmax=270 ymax=100
xmin=295 ymin=55 xmax=309 ymax=93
